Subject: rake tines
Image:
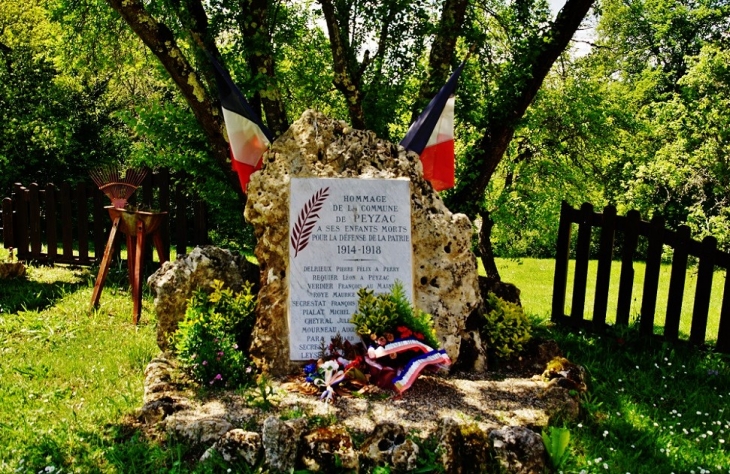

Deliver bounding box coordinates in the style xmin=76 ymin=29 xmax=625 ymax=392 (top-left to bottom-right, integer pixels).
xmin=90 ymin=165 xmax=148 ymax=208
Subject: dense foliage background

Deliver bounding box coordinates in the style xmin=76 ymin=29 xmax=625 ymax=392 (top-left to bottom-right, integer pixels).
xmin=1 ymin=0 xmax=729 ymax=259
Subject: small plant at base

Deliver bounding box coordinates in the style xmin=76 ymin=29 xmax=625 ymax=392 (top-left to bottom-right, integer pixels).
xmin=541 ymin=426 xmax=571 ymax=469
xmin=481 ymin=292 xmax=532 ymax=360
xmin=350 ymin=280 xmax=439 ymax=349
xmin=243 ymin=374 xmax=280 ymax=411
xmin=172 ymin=280 xmax=257 ymax=389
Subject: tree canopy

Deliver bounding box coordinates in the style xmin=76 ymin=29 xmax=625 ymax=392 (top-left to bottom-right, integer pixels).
xmin=3 ymin=0 xmax=730 ymax=261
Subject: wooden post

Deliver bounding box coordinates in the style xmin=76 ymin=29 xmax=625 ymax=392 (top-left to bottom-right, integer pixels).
xmin=175 ymin=187 xmax=187 ymax=257
xmin=29 ymin=184 xmax=42 ymax=259
xmin=616 ymin=210 xmax=641 ymax=326
xmin=640 ymin=214 xmax=665 ymax=336
xmin=552 ymin=201 xmax=573 ymax=323
xmin=77 ymin=183 xmax=89 ymax=264
xmin=46 ymin=184 xmax=57 ymax=262
xmin=593 ymin=205 xmax=616 ymax=329
xmin=14 ymin=184 xmax=29 ymax=259
xmin=93 ymin=189 xmax=106 ymax=262
xmin=60 ymin=182 xmax=74 ymax=262
xmin=90 ymin=216 xmax=121 ymax=309
xmin=690 ymin=236 xmax=716 ymax=346
xmin=717 ymin=268 xmax=730 ymax=353
xmin=570 ymin=203 xmax=594 ymax=325
xmin=664 ymin=226 xmax=691 ymax=342
xmin=157 ymin=169 xmax=170 ymax=260
xmin=132 ymin=219 xmax=146 ymax=324
xmin=2 ymin=197 xmax=13 ymax=249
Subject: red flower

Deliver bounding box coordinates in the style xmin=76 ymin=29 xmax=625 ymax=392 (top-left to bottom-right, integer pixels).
xmin=414 ymin=332 xmax=424 ymax=341
xmin=397 ymin=326 xmax=412 ymax=338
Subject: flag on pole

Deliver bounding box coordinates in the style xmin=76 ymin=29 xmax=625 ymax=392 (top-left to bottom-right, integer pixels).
xmin=400 ymin=60 xmax=466 ymax=191
xmin=208 ymin=54 xmax=274 ymax=193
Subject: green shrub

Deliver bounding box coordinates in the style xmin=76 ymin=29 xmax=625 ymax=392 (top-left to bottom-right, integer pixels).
xmin=481 ymin=292 xmax=532 ymax=359
xmin=172 ymin=280 xmax=257 ymax=389
xmin=350 ymin=281 xmax=440 ymax=349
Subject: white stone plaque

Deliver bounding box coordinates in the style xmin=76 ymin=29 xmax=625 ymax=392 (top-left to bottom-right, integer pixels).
xmin=288 ymin=178 xmax=413 ymax=360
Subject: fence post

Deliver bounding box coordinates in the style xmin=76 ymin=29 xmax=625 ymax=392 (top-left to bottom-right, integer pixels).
xmin=2 ymin=197 xmax=13 ymax=249
xmin=552 ymin=201 xmax=573 ymax=322
xmin=46 ymin=183 xmax=58 ymax=262
xmin=717 ymin=268 xmax=730 ymax=353
xmin=616 ymin=210 xmax=641 ymax=326
xmin=157 ymin=169 xmax=171 ymax=260
xmin=593 ymin=205 xmax=616 ymax=329
xmin=570 ymin=202 xmax=594 ymax=325
xmin=175 ymin=184 xmax=188 ymax=257
xmin=93 ymin=188 xmax=106 ymax=262
xmin=664 ymin=225 xmax=691 ymax=342
xmin=639 ymin=214 xmax=665 ymax=336
xmin=690 ymin=236 xmax=717 ymax=346
xmin=29 ymin=184 xmax=42 ymax=259
xmin=14 ymin=184 xmax=29 ymax=259
xmin=60 ymin=182 xmax=74 ymax=262
xmin=77 ymin=183 xmax=89 ymax=264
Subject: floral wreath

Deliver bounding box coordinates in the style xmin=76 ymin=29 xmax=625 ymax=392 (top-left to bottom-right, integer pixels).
xmin=302 ymin=282 xmax=450 ymax=402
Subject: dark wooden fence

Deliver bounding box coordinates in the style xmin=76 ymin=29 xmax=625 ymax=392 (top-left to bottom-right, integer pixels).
xmin=1 ymin=169 xmax=208 ymax=266
xmin=552 ymin=201 xmax=730 ymax=353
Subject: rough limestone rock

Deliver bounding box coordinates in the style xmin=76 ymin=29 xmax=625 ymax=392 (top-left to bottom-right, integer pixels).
xmin=147 ymin=246 xmax=259 ymax=350
xmin=360 ymin=422 xmax=407 ymax=467
xmin=391 ymin=439 xmax=419 ymax=472
xmin=244 ymin=109 xmax=484 ymax=374
xmin=488 ymin=426 xmax=546 ymax=474
xmin=200 ymin=429 xmax=262 ymax=465
xmin=164 ymin=416 xmax=233 ymax=446
xmin=437 ymin=417 xmax=491 ymax=474
xmin=262 ymin=416 xmax=307 ymax=473
xmin=300 ymin=425 xmax=359 ymax=472
xmin=137 ymin=356 xmax=190 ymax=424
xmin=541 ymin=385 xmax=580 ymax=424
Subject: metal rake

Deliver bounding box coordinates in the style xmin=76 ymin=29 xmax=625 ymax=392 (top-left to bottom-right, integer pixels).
xmin=90 ymin=165 xmax=148 ymax=208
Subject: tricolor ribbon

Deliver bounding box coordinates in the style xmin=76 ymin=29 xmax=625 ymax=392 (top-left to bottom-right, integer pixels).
xmin=392 ymin=349 xmax=451 ymax=393
xmin=367 ymin=337 xmax=433 ymax=359
xmin=364 ymin=337 xmax=451 ymax=393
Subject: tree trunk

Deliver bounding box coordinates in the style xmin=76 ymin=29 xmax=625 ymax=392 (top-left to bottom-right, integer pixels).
xmin=239 ymin=0 xmax=289 ymax=137
xmin=105 ymin=0 xmax=241 ymax=196
xmin=478 ymin=209 xmax=501 ymax=280
xmin=447 ymin=0 xmax=596 ymax=214
xmin=412 ymin=0 xmax=469 ymax=121
xmin=318 ymin=0 xmax=366 ymax=129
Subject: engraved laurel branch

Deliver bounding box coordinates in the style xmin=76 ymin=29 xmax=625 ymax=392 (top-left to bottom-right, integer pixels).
xmin=291 ymin=187 xmax=330 ymax=258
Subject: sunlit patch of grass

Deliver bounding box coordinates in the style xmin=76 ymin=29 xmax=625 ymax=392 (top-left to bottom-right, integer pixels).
xmin=550 ymin=326 xmax=730 ymax=473
xmin=0 ymin=263 xmax=159 ymax=473
xmin=492 ymin=258 xmax=724 ymax=345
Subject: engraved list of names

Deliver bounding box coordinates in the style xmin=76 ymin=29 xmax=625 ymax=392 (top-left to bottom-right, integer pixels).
xmin=288 ymin=178 xmax=413 ymax=361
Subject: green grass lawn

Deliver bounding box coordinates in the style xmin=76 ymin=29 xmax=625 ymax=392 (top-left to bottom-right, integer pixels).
xmin=495 ymin=257 xmax=726 ymax=344
xmin=0 ymin=251 xmax=728 ymax=473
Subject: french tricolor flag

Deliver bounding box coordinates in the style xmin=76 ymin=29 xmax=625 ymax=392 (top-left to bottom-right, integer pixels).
xmin=209 ymin=55 xmax=274 ymax=193
xmin=400 ymin=60 xmax=466 ymax=191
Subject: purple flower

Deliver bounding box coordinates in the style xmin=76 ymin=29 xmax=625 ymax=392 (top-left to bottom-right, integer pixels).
xmin=303 ymin=363 xmax=317 ymax=375
xmin=202 ymin=360 xmax=208 ymax=366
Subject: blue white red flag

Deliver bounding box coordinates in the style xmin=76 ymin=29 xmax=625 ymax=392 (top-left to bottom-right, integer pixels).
xmin=208 ymin=55 xmax=274 ymax=193
xmin=400 ymin=60 xmax=466 ymax=191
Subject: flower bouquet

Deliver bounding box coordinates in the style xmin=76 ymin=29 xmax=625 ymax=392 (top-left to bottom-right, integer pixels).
xmin=303 ymin=281 xmax=450 ymax=402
